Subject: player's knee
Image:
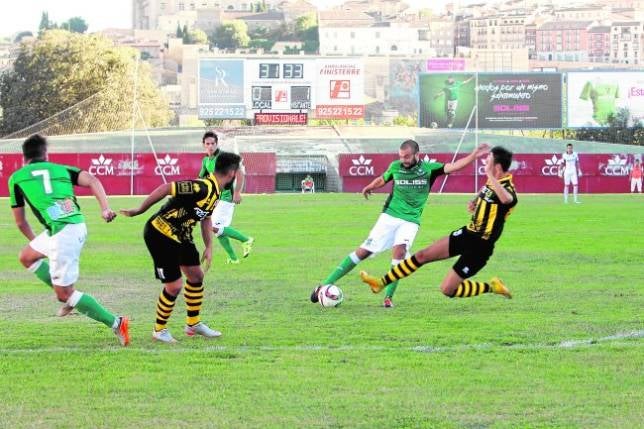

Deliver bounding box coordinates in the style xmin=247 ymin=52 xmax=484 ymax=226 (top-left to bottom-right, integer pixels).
xmin=441 ymin=284 xmax=456 ymax=298
xmin=18 ymin=249 xmax=35 ymax=268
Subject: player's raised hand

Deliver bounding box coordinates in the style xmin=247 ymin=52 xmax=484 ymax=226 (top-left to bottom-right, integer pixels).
xmin=474 ymin=143 xmax=491 ymax=157
xmin=362 ymin=187 xmax=372 ymax=200
xmin=102 ymin=208 xmax=117 ymax=222
xmin=119 ymin=208 xmax=141 ymax=217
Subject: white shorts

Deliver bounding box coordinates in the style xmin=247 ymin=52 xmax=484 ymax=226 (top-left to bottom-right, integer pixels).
xmin=212 ymin=200 xmax=235 ymax=228
xmin=447 ymin=100 xmax=458 ymax=115
xmin=360 ymin=213 xmax=419 ymax=255
xmin=564 ymin=170 xmax=578 ymax=185
xmin=30 ymin=223 xmax=87 ymax=287
xmin=631 ymin=178 xmax=642 ymax=192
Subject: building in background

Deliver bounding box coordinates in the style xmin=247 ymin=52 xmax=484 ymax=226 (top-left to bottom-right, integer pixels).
xmin=610 ymin=21 xmax=643 ymax=64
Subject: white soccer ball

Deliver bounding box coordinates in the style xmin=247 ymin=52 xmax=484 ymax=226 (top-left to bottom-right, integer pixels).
xmin=318 ymin=284 xmax=344 ymax=308
xmin=430 ymin=121 xmax=438 ymax=129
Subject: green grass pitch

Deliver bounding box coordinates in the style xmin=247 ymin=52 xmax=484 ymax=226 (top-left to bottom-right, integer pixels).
xmin=0 ymin=193 xmax=642 ymax=428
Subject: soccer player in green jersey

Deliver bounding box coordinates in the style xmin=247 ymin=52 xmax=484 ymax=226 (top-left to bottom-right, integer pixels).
xmin=360 ymin=146 xmax=515 ymax=301
xmin=199 ymin=131 xmax=254 ymax=264
xmin=311 ymin=140 xmax=490 ymax=307
xmin=120 ymin=151 xmax=241 ymax=343
xmin=434 ymin=75 xmax=474 ymax=128
xmin=8 ymin=134 xmax=130 ymax=346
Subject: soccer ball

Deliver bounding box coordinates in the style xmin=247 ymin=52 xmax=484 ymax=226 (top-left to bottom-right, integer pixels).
xmin=317 ymin=284 xmax=344 ymax=308
xmin=430 ymin=121 xmax=438 ymax=129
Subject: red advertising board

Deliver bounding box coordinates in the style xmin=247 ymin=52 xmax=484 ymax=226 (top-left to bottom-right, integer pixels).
xmin=339 ymin=153 xmax=640 ymax=194
xmin=315 ymin=105 xmax=365 ymax=119
xmin=0 ymin=152 xmax=277 ymax=196
xmin=254 ymin=113 xmax=308 ymax=125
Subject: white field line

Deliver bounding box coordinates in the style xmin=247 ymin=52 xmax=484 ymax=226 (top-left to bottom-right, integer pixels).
xmin=1 ymin=330 xmax=642 ymax=355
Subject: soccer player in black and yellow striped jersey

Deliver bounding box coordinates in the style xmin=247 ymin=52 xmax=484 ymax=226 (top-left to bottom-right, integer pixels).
xmin=360 ymin=146 xmax=516 ymax=300
xmin=120 ymin=152 xmax=241 ymax=343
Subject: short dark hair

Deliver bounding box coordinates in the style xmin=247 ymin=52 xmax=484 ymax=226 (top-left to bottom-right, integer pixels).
xmin=214 ymin=151 xmax=241 ymax=174
xmin=400 ymin=139 xmax=419 ymax=154
xmin=566 ymin=143 xmax=573 ymax=148
xmin=22 ymin=134 xmax=48 ymax=160
xmin=491 ymin=146 xmax=513 ymax=172
xmin=202 ymin=131 xmax=218 ymax=143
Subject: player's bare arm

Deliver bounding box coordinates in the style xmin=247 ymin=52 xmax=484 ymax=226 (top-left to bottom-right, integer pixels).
xmin=119 ymin=182 xmax=172 ymax=217
xmin=233 ymin=163 xmax=245 ymax=204
xmin=200 ymin=217 xmax=213 ymax=272
xmin=77 ymin=171 xmax=116 ymax=222
xmin=485 ymin=161 xmax=514 ymax=204
xmin=361 ymin=176 xmax=386 ymax=199
xmin=443 ymin=144 xmax=490 ymax=174
xmin=11 ymin=206 xmax=36 ymax=240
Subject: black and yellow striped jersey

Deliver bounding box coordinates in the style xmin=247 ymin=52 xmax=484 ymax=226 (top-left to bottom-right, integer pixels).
xmin=466 ymin=175 xmax=517 ymax=242
xmin=148 ymin=175 xmax=220 ymax=243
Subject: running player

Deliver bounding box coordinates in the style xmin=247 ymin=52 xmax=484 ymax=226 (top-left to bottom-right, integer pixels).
xmin=360 ymin=146 xmax=516 ymax=301
xmin=199 ymin=131 xmax=254 ymax=264
xmin=311 ymin=140 xmax=490 ymax=307
xmin=120 ymin=151 xmax=241 ymax=343
xmin=8 ymin=134 xmax=129 ymax=346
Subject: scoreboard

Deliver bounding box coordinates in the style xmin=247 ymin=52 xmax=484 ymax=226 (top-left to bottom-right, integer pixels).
xmin=246 ymin=59 xmax=316 ymax=113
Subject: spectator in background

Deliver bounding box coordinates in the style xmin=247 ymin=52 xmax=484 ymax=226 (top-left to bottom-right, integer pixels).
xmin=301 ymin=175 xmax=315 ymax=193
xmin=630 ymin=159 xmax=642 ymax=193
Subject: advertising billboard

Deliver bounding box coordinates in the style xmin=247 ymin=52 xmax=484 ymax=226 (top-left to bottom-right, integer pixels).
xmin=419 ymin=73 xmax=563 ymax=129
xmin=315 ymin=58 xmax=365 ymax=119
xmin=198 ymin=59 xmax=246 ymax=119
xmin=567 ymin=72 xmax=644 ymax=128
xmin=388 ymin=59 xmax=426 ymax=115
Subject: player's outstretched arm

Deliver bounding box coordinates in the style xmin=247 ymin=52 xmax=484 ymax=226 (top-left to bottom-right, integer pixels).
xmin=444 ymin=143 xmax=490 ymax=174
xmin=120 ymin=183 xmax=172 ymax=217
xmin=77 ymin=171 xmax=116 ymax=222
xmin=362 ymin=176 xmax=386 ymax=199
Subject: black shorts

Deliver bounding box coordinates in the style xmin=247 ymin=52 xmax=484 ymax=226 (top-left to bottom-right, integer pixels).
xmin=143 ymin=222 xmax=200 ymax=283
xmin=448 ymin=227 xmax=494 ymax=279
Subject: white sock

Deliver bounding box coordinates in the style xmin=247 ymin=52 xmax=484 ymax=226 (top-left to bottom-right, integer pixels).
xmin=573 ymin=186 xmax=578 ymax=201
xmin=66 ymin=290 xmax=84 ymax=307
xmin=349 ymin=252 xmax=361 ymax=264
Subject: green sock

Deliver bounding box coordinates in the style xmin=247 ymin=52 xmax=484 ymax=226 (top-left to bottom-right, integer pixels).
xmin=323 ymin=255 xmax=358 ymax=285
xmin=385 ymin=280 xmax=399 ymax=298
xmin=32 ymin=260 xmax=52 ymax=288
xmin=223 ymin=226 xmax=249 ymax=243
xmin=218 ymin=236 xmax=238 ymax=260
xmin=75 ymin=293 xmax=117 ymax=328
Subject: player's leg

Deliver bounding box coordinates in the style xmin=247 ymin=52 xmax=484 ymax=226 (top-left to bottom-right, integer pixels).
xmin=563 ymin=174 xmax=570 ymax=203
xmin=442 ymin=252 xmax=511 ymax=299
xmin=212 ymin=203 xmax=240 ymax=263
xmin=180 ymin=244 xmax=221 ymax=338
xmin=360 ymin=233 xmax=451 ymax=293
xmin=383 ymin=221 xmax=419 ymax=307
xmin=447 ymin=100 xmax=457 ymax=127
xmin=638 ymin=178 xmax=642 ymax=193
xmin=632 ymin=178 xmax=636 ymax=193
xmin=51 ymin=224 xmax=129 ymax=345
xmin=144 ymin=223 xmax=182 ymax=343
xmin=216 ymin=201 xmax=254 ymax=257
xmin=571 ymin=173 xmax=580 ymax=203
xmin=19 ymin=232 xmax=52 ymax=288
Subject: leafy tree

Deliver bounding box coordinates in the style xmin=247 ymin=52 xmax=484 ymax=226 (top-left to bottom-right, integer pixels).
xmin=294 ymin=13 xmax=319 ymax=53
xmin=574 ymin=108 xmax=643 ymax=145
xmin=185 ymin=28 xmax=208 ymax=45
xmin=213 ymin=20 xmax=250 ymax=50
xmin=176 ymin=23 xmax=183 ymax=38
xmin=61 ymin=17 xmax=88 ymax=33
xmin=38 ymin=11 xmax=50 ymax=34
xmin=0 ymin=30 xmax=172 ymax=135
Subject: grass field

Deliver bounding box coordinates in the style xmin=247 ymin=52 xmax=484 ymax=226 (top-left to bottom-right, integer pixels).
xmin=0 ymin=193 xmax=642 ymax=428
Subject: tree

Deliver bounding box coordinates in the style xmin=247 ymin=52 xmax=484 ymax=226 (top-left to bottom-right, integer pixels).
xmin=176 ymin=23 xmax=183 ymax=38
xmin=294 ymin=13 xmax=319 ymax=53
xmin=38 ymin=11 xmax=50 ymax=34
xmin=185 ymin=28 xmax=208 ymax=45
xmin=0 ymin=30 xmax=172 ymax=135
xmin=574 ymin=108 xmax=643 ymax=145
xmin=213 ymin=20 xmax=250 ymax=50
xmin=61 ymin=17 xmax=88 ymax=34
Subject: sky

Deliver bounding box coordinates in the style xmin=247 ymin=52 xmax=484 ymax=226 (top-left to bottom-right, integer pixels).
xmin=0 ymin=0 xmax=457 ymax=39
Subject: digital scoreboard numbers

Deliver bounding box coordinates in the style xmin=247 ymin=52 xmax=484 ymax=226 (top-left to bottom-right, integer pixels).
xmin=290 ymin=86 xmax=311 ymax=109
xmin=252 ymin=86 xmax=272 ymax=109
xmin=258 ymin=63 xmax=304 ymax=79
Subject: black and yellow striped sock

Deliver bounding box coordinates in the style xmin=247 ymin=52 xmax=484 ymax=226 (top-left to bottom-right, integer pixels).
xmin=184 ymin=281 xmax=204 ymax=327
xmin=155 ymin=288 xmax=177 ymax=332
xmin=453 ymin=280 xmax=491 ymax=298
xmin=381 ymin=255 xmax=422 ymax=285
